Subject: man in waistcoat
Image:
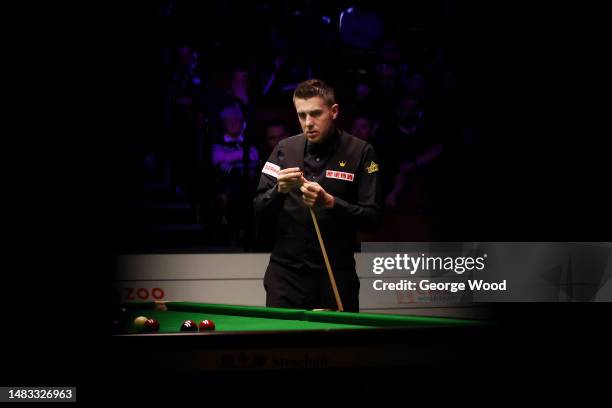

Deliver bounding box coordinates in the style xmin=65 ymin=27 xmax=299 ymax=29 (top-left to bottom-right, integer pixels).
xmin=254 ymin=79 xmax=382 ymax=312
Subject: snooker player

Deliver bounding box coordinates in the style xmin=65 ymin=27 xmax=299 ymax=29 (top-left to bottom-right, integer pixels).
xmin=254 ymin=79 xmax=382 ymax=312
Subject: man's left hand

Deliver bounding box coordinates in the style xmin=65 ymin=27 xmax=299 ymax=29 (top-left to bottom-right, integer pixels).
xmin=300 ymin=181 xmax=335 ymax=208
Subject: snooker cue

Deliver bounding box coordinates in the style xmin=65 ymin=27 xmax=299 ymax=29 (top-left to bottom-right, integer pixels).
xmin=308 ymin=207 xmax=344 ymax=311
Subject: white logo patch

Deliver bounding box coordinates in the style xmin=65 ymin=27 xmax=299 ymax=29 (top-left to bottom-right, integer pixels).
xmin=325 ymin=170 xmax=354 ymax=182
xmin=262 ymin=162 xmax=280 ymax=178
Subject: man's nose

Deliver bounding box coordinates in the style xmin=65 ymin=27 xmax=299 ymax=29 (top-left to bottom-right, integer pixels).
xmin=305 ymin=115 xmax=314 ymax=126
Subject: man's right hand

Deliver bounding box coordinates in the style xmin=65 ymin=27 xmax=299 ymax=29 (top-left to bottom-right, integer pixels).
xmin=277 ymin=167 xmax=303 ymax=194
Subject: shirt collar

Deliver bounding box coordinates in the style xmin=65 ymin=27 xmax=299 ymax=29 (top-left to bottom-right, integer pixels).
xmin=306 ymin=128 xmax=340 ymax=155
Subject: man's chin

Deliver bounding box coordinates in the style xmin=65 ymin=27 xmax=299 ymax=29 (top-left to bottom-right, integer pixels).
xmin=306 ymin=132 xmax=323 ymax=142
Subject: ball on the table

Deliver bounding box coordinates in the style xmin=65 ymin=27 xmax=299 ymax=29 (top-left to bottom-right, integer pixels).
xmin=180 ymin=320 xmax=198 ymax=332
xmin=133 ymin=316 xmax=149 ymax=332
xmin=144 ymin=318 xmax=160 ymax=332
xmin=198 ymin=320 xmax=215 ymax=331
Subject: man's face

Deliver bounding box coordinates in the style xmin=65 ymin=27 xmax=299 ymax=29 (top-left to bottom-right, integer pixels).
xmin=265 ymin=125 xmax=287 ymax=149
xmin=294 ymin=96 xmax=338 ymax=143
xmin=397 ymin=98 xmax=420 ymax=125
xmin=351 ymin=117 xmax=373 ymax=141
xmin=232 ymin=70 xmax=249 ymax=90
xmin=224 ymin=116 xmax=244 ymax=136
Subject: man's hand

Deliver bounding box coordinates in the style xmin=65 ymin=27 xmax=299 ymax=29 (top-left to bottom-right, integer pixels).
xmin=277 ymin=167 xmax=304 ymax=194
xmin=300 ymin=180 xmax=335 ymax=208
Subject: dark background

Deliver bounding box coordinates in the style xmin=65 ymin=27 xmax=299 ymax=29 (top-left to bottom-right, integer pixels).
xmin=2 ymin=0 xmax=610 ymax=401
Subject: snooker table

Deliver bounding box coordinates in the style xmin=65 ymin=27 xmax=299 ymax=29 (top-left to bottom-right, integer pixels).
xmin=112 ymin=302 xmax=493 ymax=371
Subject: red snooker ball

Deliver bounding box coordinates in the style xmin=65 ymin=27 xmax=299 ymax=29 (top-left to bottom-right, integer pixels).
xmin=143 ymin=318 xmax=160 ymax=332
xmin=198 ymin=320 xmax=215 ymax=331
xmin=180 ymin=320 xmax=198 ymax=332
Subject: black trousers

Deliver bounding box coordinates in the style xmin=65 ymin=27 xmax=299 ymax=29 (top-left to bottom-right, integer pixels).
xmin=264 ymin=261 xmax=360 ymax=312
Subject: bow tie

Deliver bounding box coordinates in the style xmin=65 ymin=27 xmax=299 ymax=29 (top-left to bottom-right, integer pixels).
xmin=224 ymin=134 xmax=244 ymax=144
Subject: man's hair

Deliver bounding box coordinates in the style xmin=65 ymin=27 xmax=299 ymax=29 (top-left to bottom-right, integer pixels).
xmin=219 ymin=105 xmax=244 ymax=122
xmin=293 ymin=79 xmax=336 ymax=106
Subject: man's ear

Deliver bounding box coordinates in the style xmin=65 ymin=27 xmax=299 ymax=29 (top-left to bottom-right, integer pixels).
xmin=330 ymin=103 xmax=339 ymax=120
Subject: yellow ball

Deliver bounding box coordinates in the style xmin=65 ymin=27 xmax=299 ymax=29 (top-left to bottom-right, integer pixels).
xmin=133 ymin=316 xmax=148 ymax=332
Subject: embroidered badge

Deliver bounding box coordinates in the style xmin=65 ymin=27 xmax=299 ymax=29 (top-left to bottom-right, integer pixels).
xmin=339 ymin=161 xmax=347 ymax=167
xmin=366 ymin=161 xmax=379 ymax=174
xmin=325 ymin=170 xmax=354 ymax=182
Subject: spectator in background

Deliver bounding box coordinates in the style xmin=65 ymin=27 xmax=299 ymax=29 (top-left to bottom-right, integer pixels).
xmin=258 ymin=119 xmax=288 ymax=162
xmin=212 ymin=106 xmax=259 ymax=181
xmin=371 ymin=39 xmax=427 ymax=122
xmin=350 ymin=115 xmax=376 ymax=142
xmin=371 ymin=95 xmax=447 ymax=241
xmin=372 ymin=63 xmax=406 ymax=124
xmin=211 ymin=106 xmax=260 ymax=244
xmin=342 ymin=78 xmax=382 ymax=126
xmin=209 ymin=66 xmax=257 ymax=142
xmin=377 ymin=95 xmax=444 ymax=211
xmin=227 ymin=67 xmax=252 ymax=110
xmin=164 ymin=44 xmax=209 ymax=200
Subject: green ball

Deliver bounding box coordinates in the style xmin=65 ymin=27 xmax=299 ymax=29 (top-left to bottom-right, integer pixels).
xmin=133 ymin=316 xmax=149 ymax=332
